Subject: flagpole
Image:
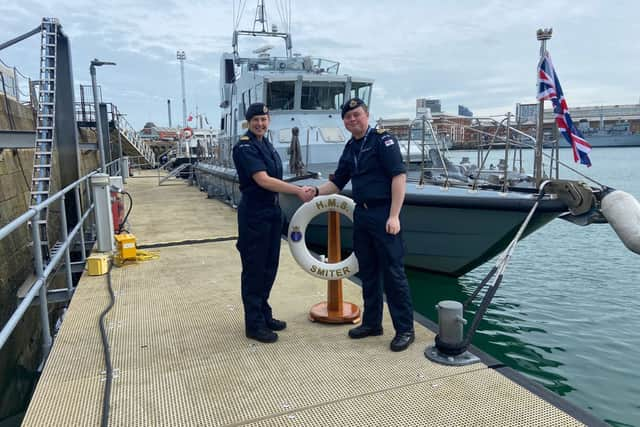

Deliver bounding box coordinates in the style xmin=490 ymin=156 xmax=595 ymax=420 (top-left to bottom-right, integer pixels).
xmin=535 ymin=28 xmax=552 ymax=188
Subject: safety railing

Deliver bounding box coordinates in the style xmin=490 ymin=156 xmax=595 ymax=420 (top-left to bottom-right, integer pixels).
xmin=113 ymin=106 xmax=156 ymax=167
xmin=75 ymin=101 xmax=156 ymax=167
xmin=0 ymin=58 xmax=35 ymax=105
xmin=0 ymin=158 xmax=121 ymax=357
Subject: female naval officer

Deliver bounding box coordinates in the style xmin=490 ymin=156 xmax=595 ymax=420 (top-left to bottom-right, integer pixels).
xmin=232 ymin=102 xmax=314 ymax=343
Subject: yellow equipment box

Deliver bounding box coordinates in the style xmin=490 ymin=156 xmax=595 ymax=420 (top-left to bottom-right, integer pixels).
xmin=87 ymin=253 xmax=110 ymax=276
xmin=115 ymin=233 xmax=137 ymax=260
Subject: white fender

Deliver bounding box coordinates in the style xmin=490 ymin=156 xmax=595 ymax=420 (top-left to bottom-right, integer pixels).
xmin=288 ymin=195 xmax=359 ymax=279
xmin=601 ymin=190 xmax=640 ymax=255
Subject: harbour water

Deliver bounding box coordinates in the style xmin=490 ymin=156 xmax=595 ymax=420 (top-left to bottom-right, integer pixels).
xmin=410 ymin=146 xmax=640 ymax=426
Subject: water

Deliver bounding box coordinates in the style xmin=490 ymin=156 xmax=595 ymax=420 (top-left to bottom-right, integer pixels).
xmin=409 ymin=147 xmax=640 ymax=426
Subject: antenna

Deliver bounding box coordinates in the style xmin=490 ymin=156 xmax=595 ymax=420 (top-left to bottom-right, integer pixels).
xmin=253 ymin=0 xmax=267 ymax=32
xmin=252 ymin=44 xmax=274 ymax=54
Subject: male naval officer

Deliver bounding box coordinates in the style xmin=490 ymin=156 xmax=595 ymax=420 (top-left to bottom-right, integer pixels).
xmin=312 ymin=97 xmax=415 ymax=352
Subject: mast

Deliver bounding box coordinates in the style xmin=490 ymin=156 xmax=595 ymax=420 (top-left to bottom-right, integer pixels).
xmin=253 ymin=0 xmax=268 ymax=32
xmin=232 ymin=0 xmax=292 ymax=59
xmin=177 ymin=50 xmax=187 ymax=128
xmin=534 ymin=28 xmax=552 ymax=188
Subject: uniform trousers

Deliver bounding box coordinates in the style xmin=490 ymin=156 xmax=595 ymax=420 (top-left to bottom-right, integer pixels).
xmin=353 ymin=204 xmax=414 ymax=333
xmin=236 ymin=200 xmax=282 ymax=333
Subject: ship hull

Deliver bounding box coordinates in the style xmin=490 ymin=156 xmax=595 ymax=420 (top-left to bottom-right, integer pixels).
xmin=583 ymin=133 xmax=640 ymax=148
xmin=194 ymin=164 xmax=566 ymax=277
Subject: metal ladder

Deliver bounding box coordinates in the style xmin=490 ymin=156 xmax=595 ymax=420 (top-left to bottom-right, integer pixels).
xmin=30 ymin=18 xmax=58 ymax=256
xmin=159 ymin=163 xmax=190 ymax=184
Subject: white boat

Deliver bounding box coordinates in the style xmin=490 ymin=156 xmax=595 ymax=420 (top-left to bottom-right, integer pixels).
xmin=194 ymin=1 xmax=635 ymax=277
xmin=165 ymin=128 xmax=218 ymax=174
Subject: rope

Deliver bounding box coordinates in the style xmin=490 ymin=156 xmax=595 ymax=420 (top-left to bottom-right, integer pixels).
xmin=113 ymin=249 xmax=160 ymax=267
xmin=442 ymin=182 xmax=551 ymax=356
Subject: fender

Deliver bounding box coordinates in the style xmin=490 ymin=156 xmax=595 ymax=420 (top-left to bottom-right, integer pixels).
xmin=288 ymin=195 xmax=359 ymax=279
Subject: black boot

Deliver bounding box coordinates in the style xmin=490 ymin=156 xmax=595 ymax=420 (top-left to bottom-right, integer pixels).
xmin=266 ymin=318 xmax=287 ymax=331
xmin=390 ymin=331 xmax=415 ymax=352
xmin=246 ymin=328 xmax=278 ymax=343
xmin=348 ymin=325 xmax=383 ymax=339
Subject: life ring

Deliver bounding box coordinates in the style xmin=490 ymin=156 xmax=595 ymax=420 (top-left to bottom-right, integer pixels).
xmin=183 ymin=127 xmax=193 ymax=139
xmin=288 ymin=194 xmax=359 ymax=280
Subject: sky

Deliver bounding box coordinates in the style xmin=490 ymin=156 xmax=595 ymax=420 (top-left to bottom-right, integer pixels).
xmin=1 ymin=0 xmax=639 ymax=131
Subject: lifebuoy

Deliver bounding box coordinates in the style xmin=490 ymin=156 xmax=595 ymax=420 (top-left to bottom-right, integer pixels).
xmin=183 ymin=127 xmax=193 ymax=139
xmin=288 ymin=195 xmax=359 ymax=279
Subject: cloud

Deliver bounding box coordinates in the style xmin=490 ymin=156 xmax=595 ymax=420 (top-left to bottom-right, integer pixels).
xmin=0 ymin=0 xmax=638 ymax=129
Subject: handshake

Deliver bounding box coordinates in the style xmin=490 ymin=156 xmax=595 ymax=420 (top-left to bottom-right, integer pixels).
xmin=296 ymin=185 xmax=318 ymax=203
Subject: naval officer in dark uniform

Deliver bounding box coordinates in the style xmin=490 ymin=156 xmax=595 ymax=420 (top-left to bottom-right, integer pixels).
xmin=232 ymin=103 xmax=314 ymax=343
xmin=312 ymin=98 xmax=415 ymax=352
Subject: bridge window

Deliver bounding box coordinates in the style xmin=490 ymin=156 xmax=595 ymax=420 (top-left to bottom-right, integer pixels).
xmin=350 ymin=82 xmax=372 ymax=105
xmin=301 ymin=82 xmax=345 ymax=110
xmin=267 ymin=81 xmax=295 ymax=110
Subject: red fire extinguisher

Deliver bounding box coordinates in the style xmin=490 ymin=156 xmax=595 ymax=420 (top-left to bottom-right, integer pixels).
xmin=111 ymin=188 xmax=125 ymax=234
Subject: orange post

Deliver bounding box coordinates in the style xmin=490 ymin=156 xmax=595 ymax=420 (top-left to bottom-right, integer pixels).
xmin=309 ymin=211 xmax=361 ymax=323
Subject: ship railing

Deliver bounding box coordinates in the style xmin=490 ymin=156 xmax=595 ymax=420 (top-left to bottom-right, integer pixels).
xmin=209 ymin=135 xmax=240 ymax=169
xmin=379 ymin=117 xmax=455 ymax=187
xmin=437 ymin=115 xmax=602 ymax=192
xmin=0 ymin=159 xmax=122 ymax=361
xmin=238 ymin=55 xmax=340 ymax=74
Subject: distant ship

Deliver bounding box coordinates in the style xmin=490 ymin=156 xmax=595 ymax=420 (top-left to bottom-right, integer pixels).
xmin=544 ymin=121 xmax=640 ymax=148
xmin=581 ymin=122 xmax=640 ymax=147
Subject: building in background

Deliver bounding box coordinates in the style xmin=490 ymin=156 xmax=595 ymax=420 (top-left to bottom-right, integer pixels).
xmin=416 ymin=98 xmax=441 ymax=115
xmin=458 ymin=105 xmax=473 ymax=117
xmin=139 ymin=122 xmax=179 ymax=158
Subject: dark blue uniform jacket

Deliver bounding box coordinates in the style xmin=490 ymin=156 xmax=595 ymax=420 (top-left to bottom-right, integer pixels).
xmin=232 ymin=130 xmax=283 ymax=205
xmin=330 ymin=127 xmax=406 ymax=203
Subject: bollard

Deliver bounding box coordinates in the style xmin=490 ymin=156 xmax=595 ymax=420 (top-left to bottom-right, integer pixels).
xmin=91 ymin=173 xmax=115 ymax=252
xmin=122 ymin=156 xmax=130 ymax=181
xmin=424 ymin=300 xmax=480 ymax=366
xmin=436 ymin=300 xmax=466 ymax=347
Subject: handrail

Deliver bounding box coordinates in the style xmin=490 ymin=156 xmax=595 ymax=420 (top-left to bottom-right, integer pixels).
xmin=0 ymin=163 xmax=119 ymax=352
xmin=74 ymin=102 xmax=156 ymax=166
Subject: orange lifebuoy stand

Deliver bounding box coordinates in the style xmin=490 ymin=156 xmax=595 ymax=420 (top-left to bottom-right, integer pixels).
xmin=309 ymin=211 xmax=361 ymax=323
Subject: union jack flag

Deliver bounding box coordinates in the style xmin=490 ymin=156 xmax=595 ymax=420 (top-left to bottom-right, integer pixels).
xmin=537 ymin=52 xmax=592 ymax=166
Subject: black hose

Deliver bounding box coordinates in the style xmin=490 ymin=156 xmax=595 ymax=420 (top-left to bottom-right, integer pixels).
xmin=118 ymin=191 xmax=133 ymax=234
xmin=137 ymin=236 xmax=237 ymax=250
xmin=98 ymin=263 xmax=116 ymax=427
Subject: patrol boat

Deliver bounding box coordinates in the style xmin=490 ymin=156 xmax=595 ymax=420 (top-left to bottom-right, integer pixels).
xmin=194 ymin=1 xmax=640 ymax=277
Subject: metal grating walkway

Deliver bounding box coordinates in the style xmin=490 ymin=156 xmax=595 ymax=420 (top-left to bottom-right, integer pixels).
xmin=23 ymin=171 xmax=590 ymax=426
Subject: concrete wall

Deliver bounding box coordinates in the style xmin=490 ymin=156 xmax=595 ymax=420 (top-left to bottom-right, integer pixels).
xmin=0 ymin=95 xmax=40 ymax=419
xmin=0 ymin=95 xmax=100 ymax=419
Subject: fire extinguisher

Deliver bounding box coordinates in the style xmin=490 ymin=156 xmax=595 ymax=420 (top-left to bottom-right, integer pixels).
xmin=110 ymin=188 xmax=125 ymax=234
